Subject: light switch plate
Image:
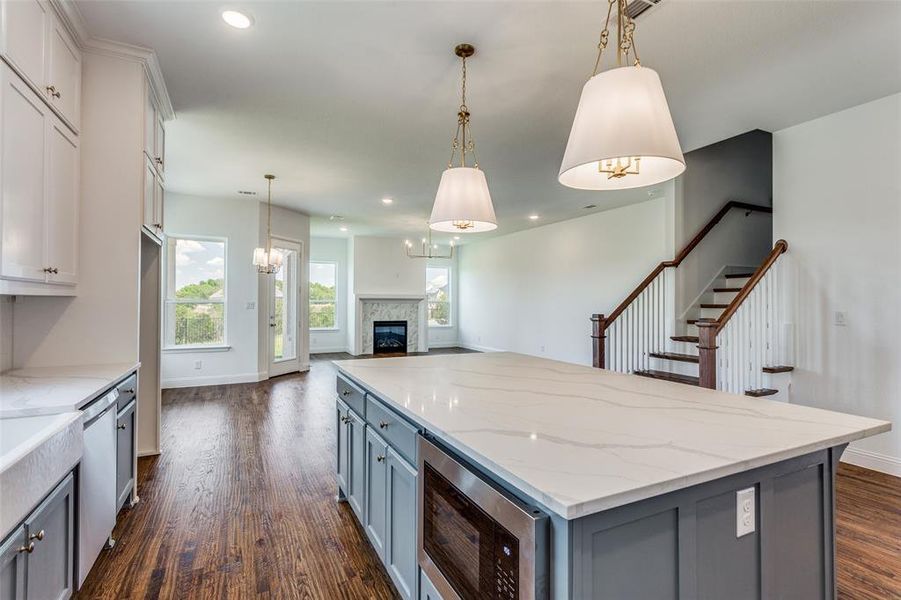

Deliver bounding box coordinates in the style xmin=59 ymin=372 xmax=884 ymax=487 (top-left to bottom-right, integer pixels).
xmin=834 ymin=311 xmax=847 ymax=326
xmin=736 ymin=487 xmax=755 ymax=537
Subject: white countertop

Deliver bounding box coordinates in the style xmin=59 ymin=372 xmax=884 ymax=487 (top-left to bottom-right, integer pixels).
xmin=334 ymin=352 xmax=891 ymax=520
xmin=0 ymin=363 xmax=139 ymax=417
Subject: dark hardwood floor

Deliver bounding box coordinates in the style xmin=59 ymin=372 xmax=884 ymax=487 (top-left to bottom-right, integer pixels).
xmin=77 ymin=350 xmax=900 ymax=599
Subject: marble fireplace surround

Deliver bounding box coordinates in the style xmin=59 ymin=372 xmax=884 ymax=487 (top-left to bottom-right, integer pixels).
xmin=352 ymin=294 xmax=428 ymax=355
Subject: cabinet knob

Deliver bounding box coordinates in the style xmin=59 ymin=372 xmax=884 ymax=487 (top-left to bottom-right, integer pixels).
xmin=46 ymin=85 xmax=61 ymax=99
xmin=17 ymin=542 xmax=35 ymax=554
xmin=340 ymin=415 xmax=351 ymax=424
xmin=122 ymin=388 xmax=135 ymax=395
xmin=43 ymin=267 xmax=52 ymax=273
xmin=376 ymin=455 xmax=385 ymax=463
xmin=378 ymin=421 xmax=389 ymax=429
xmin=29 ymin=530 xmax=44 ymax=542
xmin=51 ymin=267 xmax=58 ymax=274
xmin=155 ymin=157 xmax=163 ymax=167
xmin=341 ymin=389 xmax=351 ymax=396
xmin=118 ymin=423 xmax=127 ymax=430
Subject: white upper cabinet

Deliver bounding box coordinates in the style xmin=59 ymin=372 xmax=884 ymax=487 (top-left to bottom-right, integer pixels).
xmin=46 ymin=118 xmax=79 ymax=284
xmin=47 ymin=16 xmax=81 ymax=131
xmin=143 ymin=84 xmax=165 ymax=179
xmin=0 ymin=64 xmax=48 ymax=282
xmin=0 ymin=0 xmax=81 ymax=133
xmin=0 ymin=62 xmax=79 ymax=291
xmin=0 ymin=0 xmax=49 ymax=92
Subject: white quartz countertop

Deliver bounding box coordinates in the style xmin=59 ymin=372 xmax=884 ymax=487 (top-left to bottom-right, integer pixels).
xmin=0 ymin=363 xmax=139 ymax=417
xmin=334 ymin=352 xmax=891 ymax=520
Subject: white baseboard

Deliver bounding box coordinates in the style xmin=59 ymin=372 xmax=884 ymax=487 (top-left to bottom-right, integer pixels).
xmin=427 ymin=342 xmax=461 ymax=349
xmin=310 ymin=346 xmax=350 ymax=354
xmin=841 ymin=446 xmax=901 ymax=477
xmin=161 ymin=371 xmax=266 ymax=389
xmin=458 ymin=342 xmax=504 ymax=353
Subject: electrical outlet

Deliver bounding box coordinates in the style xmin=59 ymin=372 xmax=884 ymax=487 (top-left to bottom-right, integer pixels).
xmin=736 ymin=487 xmax=755 ymax=537
xmin=540 ymin=345 xmax=546 ymax=353
xmin=246 ymin=301 xmax=256 ymax=310
xmin=834 ymin=311 xmax=847 ymax=326
xmin=194 ymin=360 xmax=202 ymax=370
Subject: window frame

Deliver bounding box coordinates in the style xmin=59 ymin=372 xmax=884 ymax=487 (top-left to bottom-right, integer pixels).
xmin=163 ymin=234 xmax=229 ymax=351
xmin=426 ymin=264 xmax=453 ymax=328
xmin=309 ymin=260 xmax=339 ymax=331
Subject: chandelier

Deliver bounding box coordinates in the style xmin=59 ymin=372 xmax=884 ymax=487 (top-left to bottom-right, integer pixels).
xmin=559 ymin=0 xmax=685 ymax=190
xmin=252 ymin=174 xmax=283 ymax=274
xmin=428 ymin=43 xmax=497 ymax=233
xmin=405 ymin=228 xmax=454 ymax=259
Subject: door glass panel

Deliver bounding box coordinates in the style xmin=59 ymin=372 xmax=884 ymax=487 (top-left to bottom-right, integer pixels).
xmin=272 ymin=246 xmax=297 ymax=362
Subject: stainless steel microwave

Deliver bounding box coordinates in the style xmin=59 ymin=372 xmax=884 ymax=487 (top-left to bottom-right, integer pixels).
xmin=417 ymin=434 xmax=548 ymax=600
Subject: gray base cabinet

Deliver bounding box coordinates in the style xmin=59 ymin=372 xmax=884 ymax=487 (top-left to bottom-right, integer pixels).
xmin=347 ymin=410 xmax=366 ymax=523
xmin=0 ymin=472 xmax=75 ymax=600
xmin=385 ymin=447 xmax=418 ymax=600
xmin=364 ymin=428 xmax=388 ymax=561
xmin=336 ymin=398 xmax=350 ymax=496
xmin=419 ymin=570 xmax=443 ymax=600
xmin=116 ymin=400 xmax=136 ymax=512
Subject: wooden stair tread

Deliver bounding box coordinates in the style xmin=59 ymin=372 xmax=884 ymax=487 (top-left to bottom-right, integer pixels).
xmin=649 ymin=351 xmax=699 ymax=364
xmin=686 ymin=319 xmax=716 ymax=325
xmin=634 ymin=370 xmax=699 ymax=386
xmin=762 ymin=365 xmax=794 ymax=373
xmin=700 ymin=303 xmax=729 ymax=309
xmin=713 ymin=287 xmax=742 ymax=293
xmin=671 ymin=335 xmax=699 ymax=343
xmin=745 ymin=388 xmax=778 ymax=397
xmin=725 ymin=272 xmax=755 ymax=279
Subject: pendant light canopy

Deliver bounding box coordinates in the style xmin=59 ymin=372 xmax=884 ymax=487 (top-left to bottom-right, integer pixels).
xmin=559 ymin=0 xmax=685 ymax=191
xmin=253 ymin=174 xmax=283 ymax=274
xmin=429 ymin=44 xmax=497 ymax=233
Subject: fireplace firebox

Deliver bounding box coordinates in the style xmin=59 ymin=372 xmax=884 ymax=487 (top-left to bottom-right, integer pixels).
xmin=373 ymin=321 xmax=408 ymax=355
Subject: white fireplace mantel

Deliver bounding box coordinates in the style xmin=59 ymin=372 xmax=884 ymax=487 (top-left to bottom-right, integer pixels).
xmin=351 ymin=294 xmax=429 ymax=355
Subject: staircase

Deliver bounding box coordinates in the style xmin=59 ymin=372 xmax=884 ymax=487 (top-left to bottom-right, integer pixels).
xmin=591 ymin=201 xmax=794 ymax=399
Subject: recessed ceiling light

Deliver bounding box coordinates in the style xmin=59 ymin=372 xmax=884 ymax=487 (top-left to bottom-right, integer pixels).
xmin=222 ymin=10 xmax=252 ymax=29
xmin=339 ymin=226 xmax=348 ymax=232
xmin=453 ymin=236 xmax=460 ymax=240
xmin=529 ymin=214 xmax=540 ymax=220
xmin=381 ymin=197 xmax=393 ymax=205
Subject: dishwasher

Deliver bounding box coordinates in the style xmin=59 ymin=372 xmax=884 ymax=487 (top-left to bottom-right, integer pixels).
xmin=78 ymin=387 xmax=119 ymax=587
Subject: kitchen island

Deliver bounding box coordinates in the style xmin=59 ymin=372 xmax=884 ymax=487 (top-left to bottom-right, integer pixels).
xmin=334 ymin=352 xmax=890 ymax=600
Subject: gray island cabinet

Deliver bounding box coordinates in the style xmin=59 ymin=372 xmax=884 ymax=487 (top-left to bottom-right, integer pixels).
xmin=333 ymin=352 xmax=890 ymax=600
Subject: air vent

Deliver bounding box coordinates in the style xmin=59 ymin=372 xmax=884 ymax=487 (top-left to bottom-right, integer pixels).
xmin=626 ymin=0 xmax=662 ymax=20
xmin=583 ymin=204 xmax=598 ymax=210
xmin=238 ymin=190 xmax=257 ymax=195
xmin=329 ymin=215 xmax=345 ymax=222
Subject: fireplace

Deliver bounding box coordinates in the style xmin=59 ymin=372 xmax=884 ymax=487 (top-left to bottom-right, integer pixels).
xmin=373 ymin=321 xmax=408 ymax=355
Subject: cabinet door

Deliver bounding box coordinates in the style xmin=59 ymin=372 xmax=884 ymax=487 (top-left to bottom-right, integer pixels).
xmin=143 ymin=88 xmax=156 ymax=160
xmin=46 ymin=16 xmax=80 ymax=132
xmin=116 ymin=401 xmax=136 ymax=512
xmin=386 ymin=448 xmax=418 ymax=600
xmin=420 ymin=570 xmax=444 ymax=600
xmin=45 ymin=116 xmax=78 ymax=284
xmin=24 ymin=473 xmax=75 ymax=600
xmin=365 ymin=428 xmax=388 ymax=561
xmin=336 ymin=399 xmax=349 ymax=496
xmin=154 ymin=114 xmax=165 ymax=177
xmin=142 ymin=156 xmax=156 ymax=232
xmin=0 ymin=0 xmax=49 ymax=93
xmin=0 ymin=64 xmax=48 ymax=282
xmin=153 ymin=177 xmax=164 ymax=234
xmin=0 ymin=525 xmax=26 ymax=600
xmin=347 ymin=410 xmax=366 ymax=523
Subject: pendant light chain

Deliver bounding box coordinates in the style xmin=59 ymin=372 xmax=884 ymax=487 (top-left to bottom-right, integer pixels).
xmin=591 ymin=0 xmax=640 ymax=77
xmin=448 ymin=49 xmax=479 ymax=169
xmin=266 ymin=175 xmax=273 ymax=257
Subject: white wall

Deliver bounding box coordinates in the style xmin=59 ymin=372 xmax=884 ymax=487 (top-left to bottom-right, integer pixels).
xmin=11 ymin=53 xmax=144 ymax=368
xmin=773 ymin=93 xmax=901 ymax=473
xmin=310 ymin=236 xmax=348 ymax=353
xmin=0 ymin=297 xmax=12 ymax=371
xmin=351 ymin=235 xmax=425 ymax=295
xmin=161 ymin=193 xmax=261 ymax=387
xmin=458 ymin=196 xmax=672 ymax=365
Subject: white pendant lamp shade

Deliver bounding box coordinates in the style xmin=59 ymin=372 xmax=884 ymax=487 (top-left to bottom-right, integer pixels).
xmin=429 ymin=167 xmax=497 ymax=233
xmin=559 ymin=66 xmax=685 ymax=191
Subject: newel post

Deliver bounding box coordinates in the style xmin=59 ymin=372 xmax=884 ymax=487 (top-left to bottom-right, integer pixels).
xmin=591 ymin=314 xmax=607 ymax=369
xmin=696 ymin=320 xmax=718 ymax=389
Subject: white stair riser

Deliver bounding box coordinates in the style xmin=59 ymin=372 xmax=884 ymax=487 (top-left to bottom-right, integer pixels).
xmin=714 ymin=290 xmax=740 ymax=304
xmin=724 ymin=277 xmax=751 ymax=288
xmin=648 ymin=357 xmax=699 ymax=377
xmin=669 ymin=341 xmax=700 ymax=355
xmin=700 ymin=307 xmax=726 ymax=319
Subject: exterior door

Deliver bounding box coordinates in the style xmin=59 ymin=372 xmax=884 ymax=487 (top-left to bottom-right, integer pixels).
xmin=267 ymin=239 xmax=301 ymax=377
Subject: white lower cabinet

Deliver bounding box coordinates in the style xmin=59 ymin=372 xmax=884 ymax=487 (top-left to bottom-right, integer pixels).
xmin=0 ymin=61 xmax=78 ymax=293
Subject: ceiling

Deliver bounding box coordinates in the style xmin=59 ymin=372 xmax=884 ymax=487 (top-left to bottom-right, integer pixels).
xmin=75 ymin=0 xmax=901 ymax=242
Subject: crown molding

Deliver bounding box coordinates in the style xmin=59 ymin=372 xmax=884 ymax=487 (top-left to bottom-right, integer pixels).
xmin=47 ymin=0 xmax=175 ymax=121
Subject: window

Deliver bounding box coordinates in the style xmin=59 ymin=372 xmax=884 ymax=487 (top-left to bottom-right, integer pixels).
xmin=164 ymin=237 xmax=227 ymax=348
xmin=310 ymin=261 xmax=337 ymax=329
xmin=426 ymin=266 xmax=451 ymax=327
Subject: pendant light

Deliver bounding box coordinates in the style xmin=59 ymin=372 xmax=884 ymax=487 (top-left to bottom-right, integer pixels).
xmin=559 ymin=0 xmax=685 ymax=191
xmin=252 ymin=174 xmax=283 ymax=274
xmin=429 ymin=43 xmax=497 ymax=233
xmin=404 ymin=227 xmax=455 ymax=259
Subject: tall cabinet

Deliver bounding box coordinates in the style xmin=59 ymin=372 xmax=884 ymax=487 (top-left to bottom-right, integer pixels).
xmin=0 ymin=0 xmax=81 ymax=295
xmin=142 ymin=82 xmax=165 ymax=241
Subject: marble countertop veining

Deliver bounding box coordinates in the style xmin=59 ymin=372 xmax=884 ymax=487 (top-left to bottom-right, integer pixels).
xmin=334 ymin=352 xmax=891 ymax=520
xmin=0 ymin=363 xmax=140 ymax=417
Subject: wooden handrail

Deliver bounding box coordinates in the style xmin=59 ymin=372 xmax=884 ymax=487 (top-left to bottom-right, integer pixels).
xmin=604 ymin=201 xmax=772 ymax=328
xmin=715 ymin=239 xmax=788 ymax=334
